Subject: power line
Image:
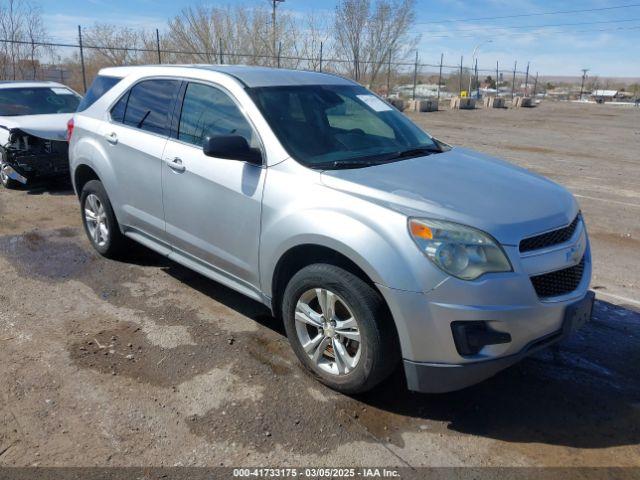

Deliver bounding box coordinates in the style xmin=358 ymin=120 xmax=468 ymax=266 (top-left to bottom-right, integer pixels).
xmin=418 ymin=24 xmax=640 ymax=40
xmin=414 ymin=17 xmax=640 ymax=34
xmin=414 ymin=3 xmax=640 ymax=25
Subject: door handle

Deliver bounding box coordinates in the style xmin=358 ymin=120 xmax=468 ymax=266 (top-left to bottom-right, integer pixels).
xmin=104 ymin=132 xmax=118 ymax=145
xmin=168 ymin=157 xmax=186 ymax=173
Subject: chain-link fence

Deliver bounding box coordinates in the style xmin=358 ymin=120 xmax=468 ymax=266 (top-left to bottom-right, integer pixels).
xmin=0 ymin=28 xmax=540 ymax=103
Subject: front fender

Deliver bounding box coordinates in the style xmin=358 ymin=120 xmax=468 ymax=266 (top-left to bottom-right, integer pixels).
xmin=259 ymin=206 xmax=448 ymax=298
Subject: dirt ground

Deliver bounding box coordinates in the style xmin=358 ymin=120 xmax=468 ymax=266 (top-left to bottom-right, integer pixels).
xmin=0 ymin=101 xmax=639 ymax=469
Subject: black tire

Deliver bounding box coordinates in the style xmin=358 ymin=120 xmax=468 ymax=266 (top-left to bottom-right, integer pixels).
xmin=282 ymin=263 xmax=400 ymax=394
xmin=0 ymin=151 xmax=21 ymax=190
xmin=80 ymin=180 xmax=126 ymax=258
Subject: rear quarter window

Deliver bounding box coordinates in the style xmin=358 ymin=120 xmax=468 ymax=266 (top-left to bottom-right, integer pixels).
xmin=77 ymin=75 xmax=121 ymax=112
xmin=121 ymin=79 xmax=181 ymax=136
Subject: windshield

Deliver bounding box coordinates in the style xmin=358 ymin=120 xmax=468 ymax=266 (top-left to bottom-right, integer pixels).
xmin=249 ymin=84 xmax=441 ymax=169
xmin=0 ymin=87 xmax=81 ymax=116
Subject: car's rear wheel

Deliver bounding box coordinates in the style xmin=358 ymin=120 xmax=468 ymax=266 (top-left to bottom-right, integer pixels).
xmin=80 ymin=180 xmax=126 ymax=258
xmin=282 ymin=263 xmax=399 ymax=394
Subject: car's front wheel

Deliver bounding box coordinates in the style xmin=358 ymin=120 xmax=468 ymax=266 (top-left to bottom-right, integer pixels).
xmin=282 ymin=263 xmax=399 ymax=394
xmin=80 ymin=180 xmax=126 ymax=258
xmin=0 ymin=155 xmax=20 ymax=190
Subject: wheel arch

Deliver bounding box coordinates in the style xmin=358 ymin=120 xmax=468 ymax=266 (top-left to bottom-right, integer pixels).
xmin=270 ymin=242 xmax=383 ymax=320
xmin=73 ymin=164 xmax=101 ymax=197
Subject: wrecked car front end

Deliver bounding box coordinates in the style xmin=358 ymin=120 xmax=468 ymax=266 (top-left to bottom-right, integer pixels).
xmin=0 ymin=82 xmax=81 ymax=188
xmin=1 ymin=128 xmax=69 ymax=185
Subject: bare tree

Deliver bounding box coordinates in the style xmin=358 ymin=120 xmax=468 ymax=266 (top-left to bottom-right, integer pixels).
xmin=165 ymin=4 xmax=303 ymax=67
xmin=63 ymin=23 xmax=160 ymax=91
xmin=25 ymin=2 xmax=47 ymax=79
xmin=334 ymin=0 xmax=368 ymax=80
xmin=166 ymin=5 xmax=218 ymax=63
xmin=83 ymin=23 xmax=144 ymax=66
xmin=0 ymin=0 xmax=48 ymax=80
xmin=299 ymin=10 xmax=332 ymax=71
xmin=334 ymin=0 xmax=418 ymax=84
xmin=586 ymin=76 xmax=600 ymax=92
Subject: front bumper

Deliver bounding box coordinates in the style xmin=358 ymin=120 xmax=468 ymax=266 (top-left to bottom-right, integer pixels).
xmin=403 ymin=290 xmax=594 ymax=393
xmin=6 ymin=152 xmax=69 ymax=183
xmin=377 ymin=229 xmax=592 ymax=393
xmin=1 ymin=162 xmax=28 ymax=184
xmin=2 ymin=135 xmax=70 ymax=184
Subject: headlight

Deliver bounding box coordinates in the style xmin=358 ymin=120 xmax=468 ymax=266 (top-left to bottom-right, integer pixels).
xmin=408 ymin=218 xmax=512 ymax=280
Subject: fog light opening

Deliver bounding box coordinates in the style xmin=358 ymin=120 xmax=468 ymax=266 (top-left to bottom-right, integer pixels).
xmin=451 ymin=321 xmax=512 ymax=356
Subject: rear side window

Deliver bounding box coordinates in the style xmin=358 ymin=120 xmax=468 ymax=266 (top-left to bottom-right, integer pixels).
xmin=77 ymin=75 xmax=121 ymax=112
xmin=110 ymin=93 xmax=128 ymax=123
xmin=123 ymin=79 xmax=180 ymax=136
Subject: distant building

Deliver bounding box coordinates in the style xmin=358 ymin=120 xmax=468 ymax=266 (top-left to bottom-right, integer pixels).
xmin=394 ymin=83 xmax=450 ymax=99
xmin=590 ymin=90 xmax=619 ymax=103
xmin=40 ymin=65 xmax=72 ymax=84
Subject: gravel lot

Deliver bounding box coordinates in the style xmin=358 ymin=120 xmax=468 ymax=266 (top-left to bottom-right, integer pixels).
xmin=0 ymin=101 xmax=639 ymax=469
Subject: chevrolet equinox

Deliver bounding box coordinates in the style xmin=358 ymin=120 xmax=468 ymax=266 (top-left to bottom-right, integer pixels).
xmin=68 ymin=65 xmax=594 ymax=394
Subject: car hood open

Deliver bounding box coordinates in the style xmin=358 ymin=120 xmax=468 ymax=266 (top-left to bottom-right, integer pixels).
xmin=320 ymin=147 xmax=579 ymax=246
xmin=0 ymin=113 xmax=73 ymax=142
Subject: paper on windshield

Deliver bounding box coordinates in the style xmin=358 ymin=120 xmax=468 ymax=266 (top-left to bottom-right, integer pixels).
xmin=356 ymin=94 xmax=393 ymax=112
xmin=50 ymin=87 xmax=75 ymax=95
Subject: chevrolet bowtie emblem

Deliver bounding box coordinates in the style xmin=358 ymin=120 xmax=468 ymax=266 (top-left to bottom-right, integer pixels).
xmin=566 ymin=242 xmax=582 ymax=263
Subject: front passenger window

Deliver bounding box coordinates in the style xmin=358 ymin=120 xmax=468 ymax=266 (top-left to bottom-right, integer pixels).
xmin=178 ymin=83 xmax=257 ymax=148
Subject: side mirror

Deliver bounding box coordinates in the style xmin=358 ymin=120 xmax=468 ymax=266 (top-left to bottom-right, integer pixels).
xmin=202 ymin=135 xmax=262 ymax=164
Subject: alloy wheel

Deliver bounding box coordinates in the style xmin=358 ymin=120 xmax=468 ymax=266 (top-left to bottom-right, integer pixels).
xmin=294 ymin=288 xmax=362 ymax=376
xmin=0 ymin=161 xmax=9 ymax=185
xmin=84 ymin=193 xmax=109 ymax=247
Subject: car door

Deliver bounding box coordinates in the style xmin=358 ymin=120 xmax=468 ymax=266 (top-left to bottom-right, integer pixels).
xmin=162 ymin=81 xmax=266 ymax=292
xmin=102 ymin=78 xmax=181 ymax=241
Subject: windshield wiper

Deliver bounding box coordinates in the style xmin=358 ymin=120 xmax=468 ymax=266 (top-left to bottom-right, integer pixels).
xmin=312 ymin=159 xmax=384 ymax=170
xmin=311 ymin=146 xmax=442 ymax=170
xmin=385 ymin=146 xmax=441 ymax=161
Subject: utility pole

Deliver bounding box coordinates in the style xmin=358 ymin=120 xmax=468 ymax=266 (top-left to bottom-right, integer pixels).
xmin=412 ymin=50 xmax=419 ymax=100
xmin=78 ymin=25 xmax=87 ymax=93
xmin=579 ymin=68 xmax=589 ymax=101
xmin=511 ymin=60 xmax=517 ymax=100
xmin=437 ymin=53 xmax=443 ymax=101
xmin=459 ymin=56 xmax=463 ymax=96
xmin=155 ymin=29 xmax=162 ymax=64
xmin=271 ymin=0 xmax=285 ymax=66
xmin=474 ymin=58 xmax=479 ymax=99
xmin=469 ymin=40 xmax=492 ymax=98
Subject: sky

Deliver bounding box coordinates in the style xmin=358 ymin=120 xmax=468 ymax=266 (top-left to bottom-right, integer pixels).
xmin=40 ymin=0 xmax=640 ymax=78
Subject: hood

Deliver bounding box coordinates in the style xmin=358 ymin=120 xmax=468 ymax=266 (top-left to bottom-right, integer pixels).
xmin=0 ymin=113 xmax=73 ymax=142
xmin=320 ymin=147 xmax=578 ymax=245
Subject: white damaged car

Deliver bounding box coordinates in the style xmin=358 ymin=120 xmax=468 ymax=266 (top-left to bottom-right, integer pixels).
xmin=0 ymin=81 xmax=81 ymax=188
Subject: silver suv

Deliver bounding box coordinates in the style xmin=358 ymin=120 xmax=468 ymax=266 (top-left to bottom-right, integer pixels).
xmin=69 ymin=65 xmax=593 ymax=394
